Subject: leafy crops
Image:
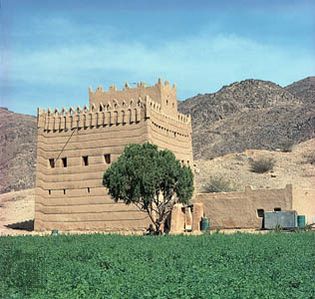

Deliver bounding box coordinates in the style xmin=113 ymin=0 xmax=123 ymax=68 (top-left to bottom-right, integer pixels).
xmin=0 ymin=232 xmax=314 ymax=298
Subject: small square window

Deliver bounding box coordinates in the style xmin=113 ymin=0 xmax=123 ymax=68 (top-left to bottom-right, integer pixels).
xmin=82 ymin=156 xmax=89 ymax=166
xmin=87 ymin=187 xmax=90 ymax=193
xmin=104 ymin=154 xmax=111 ymax=164
xmin=63 ymin=189 xmax=66 ymax=195
xmin=257 ymin=209 xmax=264 ymax=218
xmin=48 ymin=190 xmax=51 ymax=195
xmin=274 ymin=207 xmax=281 ymax=212
xmin=49 ymin=158 xmax=55 ymax=168
xmin=62 ymin=157 xmax=67 ymax=168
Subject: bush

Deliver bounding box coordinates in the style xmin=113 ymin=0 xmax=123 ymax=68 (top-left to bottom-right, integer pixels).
xmin=204 ymin=176 xmax=235 ymax=193
xmin=304 ymin=152 xmax=315 ymax=165
xmin=250 ymin=157 xmax=275 ymax=173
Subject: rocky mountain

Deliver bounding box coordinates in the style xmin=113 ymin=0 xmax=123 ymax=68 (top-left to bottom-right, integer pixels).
xmin=0 ymin=108 xmax=37 ymax=194
xmin=285 ymin=76 xmax=315 ymax=105
xmin=179 ymin=78 xmax=315 ymax=159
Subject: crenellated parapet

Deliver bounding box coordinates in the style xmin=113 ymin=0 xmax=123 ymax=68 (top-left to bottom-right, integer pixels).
xmin=37 ymin=97 xmax=148 ymax=132
xmin=89 ymin=79 xmax=176 ymax=98
xmin=145 ymin=96 xmax=191 ymax=125
xmin=37 ymin=93 xmax=190 ymax=133
xmin=89 ymin=79 xmax=178 ymax=117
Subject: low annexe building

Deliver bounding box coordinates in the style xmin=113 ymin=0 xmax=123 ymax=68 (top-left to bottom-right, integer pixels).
xmin=34 ymin=79 xmax=193 ymax=232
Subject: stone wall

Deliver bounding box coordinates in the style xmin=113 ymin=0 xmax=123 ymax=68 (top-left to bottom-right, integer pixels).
xmin=194 ymin=185 xmax=293 ymax=229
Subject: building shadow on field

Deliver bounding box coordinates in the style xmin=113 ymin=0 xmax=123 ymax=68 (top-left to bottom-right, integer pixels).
xmin=5 ymin=219 xmax=34 ymax=231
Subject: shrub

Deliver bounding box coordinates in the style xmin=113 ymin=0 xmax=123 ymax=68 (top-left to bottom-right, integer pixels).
xmin=204 ymin=176 xmax=235 ymax=193
xmin=304 ymin=152 xmax=315 ymax=165
xmin=250 ymin=157 xmax=275 ymax=173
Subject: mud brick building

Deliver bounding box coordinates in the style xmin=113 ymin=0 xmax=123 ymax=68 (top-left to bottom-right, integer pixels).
xmin=34 ymin=80 xmax=193 ymax=231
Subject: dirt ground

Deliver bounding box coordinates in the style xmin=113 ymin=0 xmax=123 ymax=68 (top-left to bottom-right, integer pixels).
xmin=195 ymin=139 xmax=315 ymax=192
xmin=0 ymin=189 xmax=37 ymax=236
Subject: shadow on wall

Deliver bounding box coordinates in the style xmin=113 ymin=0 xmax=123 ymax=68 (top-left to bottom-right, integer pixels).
xmin=6 ymin=219 xmax=34 ymax=231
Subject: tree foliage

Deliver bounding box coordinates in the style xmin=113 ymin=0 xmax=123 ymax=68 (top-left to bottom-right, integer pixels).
xmin=103 ymin=143 xmax=194 ymax=233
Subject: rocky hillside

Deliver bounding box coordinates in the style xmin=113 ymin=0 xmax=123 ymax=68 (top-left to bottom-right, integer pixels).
xmin=285 ymin=76 xmax=315 ymax=105
xmin=0 ymin=108 xmax=37 ymax=194
xmin=179 ymin=78 xmax=315 ymax=159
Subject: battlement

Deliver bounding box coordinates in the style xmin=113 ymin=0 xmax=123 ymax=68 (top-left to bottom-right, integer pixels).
xmin=37 ymin=94 xmax=190 ymax=133
xmin=89 ymin=78 xmax=176 ymax=97
xmin=89 ymin=79 xmax=178 ymax=117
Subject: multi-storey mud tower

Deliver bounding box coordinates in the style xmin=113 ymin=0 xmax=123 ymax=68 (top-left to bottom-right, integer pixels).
xmin=34 ymin=79 xmax=193 ymax=231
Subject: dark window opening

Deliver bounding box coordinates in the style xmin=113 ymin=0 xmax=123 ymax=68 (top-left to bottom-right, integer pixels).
xmin=274 ymin=207 xmax=281 ymax=212
xmin=187 ymin=160 xmax=190 ymax=164
xmin=104 ymin=154 xmax=111 ymax=164
xmin=181 ymin=160 xmax=185 ymax=164
xmin=63 ymin=189 xmax=66 ymax=195
xmin=257 ymin=209 xmax=264 ymax=218
xmin=62 ymin=157 xmax=67 ymax=167
xmin=87 ymin=187 xmax=90 ymax=193
xmin=48 ymin=190 xmax=51 ymax=195
xmin=49 ymin=158 xmax=55 ymax=168
xmin=82 ymin=156 xmax=89 ymax=166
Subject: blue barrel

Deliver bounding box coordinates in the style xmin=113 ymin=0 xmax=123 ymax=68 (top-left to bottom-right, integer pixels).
xmin=297 ymin=215 xmax=306 ymax=228
xmin=201 ymin=217 xmax=209 ymax=231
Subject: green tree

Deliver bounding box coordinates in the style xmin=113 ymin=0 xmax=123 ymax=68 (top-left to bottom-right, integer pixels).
xmin=103 ymin=143 xmax=194 ymax=234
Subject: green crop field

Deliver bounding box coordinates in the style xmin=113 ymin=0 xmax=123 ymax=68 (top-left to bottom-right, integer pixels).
xmin=0 ymin=232 xmax=314 ymax=299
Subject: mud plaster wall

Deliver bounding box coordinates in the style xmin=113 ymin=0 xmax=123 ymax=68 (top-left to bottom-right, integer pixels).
xmin=194 ymin=185 xmax=293 ymax=229
xmin=292 ymin=187 xmax=315 ymax=224
xmin=89 ymin=79 xmax=178 ymax=116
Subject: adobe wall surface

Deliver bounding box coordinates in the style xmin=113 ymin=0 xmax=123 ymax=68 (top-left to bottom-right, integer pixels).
xmin=35 ymin=105 xmax=151 ymax=231
xmin=194 ymin=185 xmax=293 ymax=229
xmin=35 ymin=80 xmax=193 ymax=232
xmin=35 ymin=188 xmax=150 ymax=231
xmin=292 ymin=187 xmax=315 ymax=224
xmin=147 ymin=99 xmax=193 ymax=164
xmin=89 ymin=79 xmax=178 ymax=117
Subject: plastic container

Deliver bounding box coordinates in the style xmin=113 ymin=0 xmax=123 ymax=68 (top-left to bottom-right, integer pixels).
xmin=200 ymin=217 xmax=209 ymax=231
xmin=297 ymin=215 xmax=306 ymax=228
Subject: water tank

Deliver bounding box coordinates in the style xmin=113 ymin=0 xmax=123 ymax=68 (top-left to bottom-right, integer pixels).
xmin=264 ymin=211 xmax=297 ymax=230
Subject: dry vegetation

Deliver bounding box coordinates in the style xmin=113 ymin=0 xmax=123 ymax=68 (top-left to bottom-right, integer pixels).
xmin=194 ymin=139 xmax=315 ymax=192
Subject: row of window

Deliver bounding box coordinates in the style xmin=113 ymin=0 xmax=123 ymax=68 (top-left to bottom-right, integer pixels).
xmin=49 ymin=155 xmax=189 ymax=168
xmin=49 ymin=154 xmax=111 ymax=168
xmin=48 ymin=187 xmax=91 ymax=195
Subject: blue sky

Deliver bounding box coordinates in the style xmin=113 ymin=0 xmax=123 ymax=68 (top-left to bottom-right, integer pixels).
xmin=1 ymin=0 xmax=314 ymax=115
